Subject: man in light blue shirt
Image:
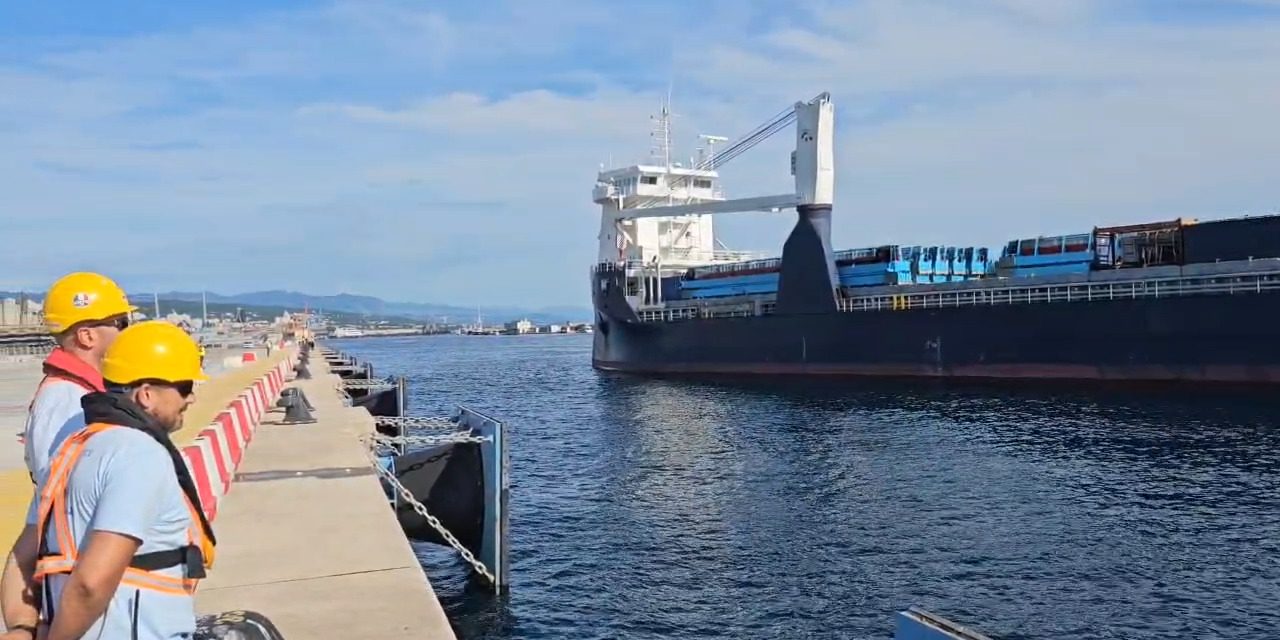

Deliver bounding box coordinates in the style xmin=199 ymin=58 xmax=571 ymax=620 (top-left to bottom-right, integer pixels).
xmin=21 ymin=270 xmax=134 ymax=481
xmin=27 ymin=427 xmax=199 ymax=639
xmin=0 ymin=321 xmax=214 ymax=640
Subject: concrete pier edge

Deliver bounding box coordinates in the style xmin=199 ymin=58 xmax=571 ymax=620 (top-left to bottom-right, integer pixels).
xmin=192 ymin=349 xmax=456 ymax=638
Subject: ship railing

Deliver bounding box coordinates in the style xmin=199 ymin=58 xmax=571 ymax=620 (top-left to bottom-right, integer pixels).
xmin=838 ymin=269 xmax=1280 ymax=312
xmin=635 ymin=268 xmax=1280 ymax=322
xmin=638 ymin=302 xmax=763 ymax=322
xmin=670 ymin=248 xmax=768 ymax=265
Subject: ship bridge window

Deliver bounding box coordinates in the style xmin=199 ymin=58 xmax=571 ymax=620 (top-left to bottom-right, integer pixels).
xmin=640 ymin=175 xmax=659 ymax=185
xmin=693 ymin=178 xmax=712 ymax=189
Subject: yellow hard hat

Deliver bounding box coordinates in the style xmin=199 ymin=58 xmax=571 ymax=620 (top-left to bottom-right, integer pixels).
xmin=43 ymin=272 xmax=136 ymax=334
xmin=102 ymin=321 xmax=208 ymax=385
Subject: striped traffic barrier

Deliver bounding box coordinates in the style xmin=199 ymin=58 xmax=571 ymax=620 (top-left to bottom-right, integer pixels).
xmin=180 ymin=350 xmax=295 ymax=522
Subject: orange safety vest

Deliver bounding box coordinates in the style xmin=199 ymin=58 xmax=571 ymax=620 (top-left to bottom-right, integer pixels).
xmin=33 ymin=423 xmax=216 ymax=597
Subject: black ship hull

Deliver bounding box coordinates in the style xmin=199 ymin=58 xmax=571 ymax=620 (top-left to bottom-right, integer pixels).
xmin=592 ymin=194 xmax=1280 ymax=385
xmin=593 ymin=283 xmax=1280 ymax=385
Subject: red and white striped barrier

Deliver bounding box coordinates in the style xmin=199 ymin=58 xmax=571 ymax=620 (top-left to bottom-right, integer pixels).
xmin=182 ymin=353 xmax=296 ymax=522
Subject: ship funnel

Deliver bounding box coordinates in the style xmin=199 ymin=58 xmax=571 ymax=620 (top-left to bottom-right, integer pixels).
xmin=776 ymin=204 xmax=838 ymax=314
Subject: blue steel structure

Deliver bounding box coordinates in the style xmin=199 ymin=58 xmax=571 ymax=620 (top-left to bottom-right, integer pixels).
xmin=679 ymin=243 xmax=992 ymax=300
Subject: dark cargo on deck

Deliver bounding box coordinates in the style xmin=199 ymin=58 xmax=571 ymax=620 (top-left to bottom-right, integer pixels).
xmin=1183 ymin=214 xmax=1280 ymax=264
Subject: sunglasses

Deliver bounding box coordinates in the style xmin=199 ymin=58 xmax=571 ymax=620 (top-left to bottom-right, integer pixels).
xmin=87 ymin=316 xmax=130 ymax=331
xmin=142 ymin=380 xmax=195 ymax=398
xmin=168 ymin=381 xmax=196 ymax=398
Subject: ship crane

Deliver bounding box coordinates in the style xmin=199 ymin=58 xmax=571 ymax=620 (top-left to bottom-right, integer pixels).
xmin=609 ymin=92 xmax=834 ymax=221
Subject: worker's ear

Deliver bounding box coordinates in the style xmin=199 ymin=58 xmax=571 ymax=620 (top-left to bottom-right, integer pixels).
xmin=131 ymin=384 xmax=156 ymax=412
xmin=69 ymin=324 xmax=97 ymax=351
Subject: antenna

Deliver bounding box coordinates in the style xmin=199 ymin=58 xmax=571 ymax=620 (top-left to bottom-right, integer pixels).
xmin=665 ymin=83 xmax=673 ymax=172
xmin=699 ymin=135 xmax=729 ymax=169
xmin=649 ymin=99 xmax=672 ymax=169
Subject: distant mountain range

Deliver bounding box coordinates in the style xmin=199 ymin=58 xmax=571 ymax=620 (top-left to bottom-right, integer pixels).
xmin=0 ymin=289 xmax=588 ymax=325
xmin=1 ymin=289 xmax=590 ymax=325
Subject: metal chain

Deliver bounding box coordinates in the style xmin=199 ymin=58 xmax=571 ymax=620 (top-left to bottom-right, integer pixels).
xmin=376 ymin=416 xmax=458 ymax=430
xmin=360 ymin=433 xmax=497 ymax=585
xmin=373 ymin=432 xmax=491 ymax=447
xmin=341 ymin=379 xmax=397 ymax=389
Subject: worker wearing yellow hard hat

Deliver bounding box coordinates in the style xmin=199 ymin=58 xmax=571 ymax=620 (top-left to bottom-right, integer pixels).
xmin=2 ymin=321 xmax=215 ymax=640
xmin=23 ymin=272 xmax=136 ymax=483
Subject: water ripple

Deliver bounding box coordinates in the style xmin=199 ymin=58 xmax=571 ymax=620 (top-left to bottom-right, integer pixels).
xmin=331 ymin=335 xmax=1280 ymax=639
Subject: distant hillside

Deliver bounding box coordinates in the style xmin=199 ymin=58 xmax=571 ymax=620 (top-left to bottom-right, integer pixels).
xmin=0 ymin=293 xmax=390 ymax=325
xmin=144 ymin=290 xmax=589 ymax=325
xmin=1 ymin=289 xmax=590 ymax=325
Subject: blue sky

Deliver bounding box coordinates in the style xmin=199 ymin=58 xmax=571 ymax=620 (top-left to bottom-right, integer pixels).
xmin=2 ymin=0 xmax=1278 ymax=308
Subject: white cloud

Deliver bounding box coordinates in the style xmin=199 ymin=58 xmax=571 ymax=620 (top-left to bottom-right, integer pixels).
xmin=663 ymin=0 xmax=1280 ymax=249
xmin=1 ymin=0 xmax=1278 ymax=306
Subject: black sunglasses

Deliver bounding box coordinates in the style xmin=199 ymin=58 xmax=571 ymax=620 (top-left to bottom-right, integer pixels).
xmin=137 ymin=380 xmax=194 ymax=398
xmin=87 ymin=316 xmax=130 ymax=331
xmin=168 ymin=381 xmax=195 ymax=398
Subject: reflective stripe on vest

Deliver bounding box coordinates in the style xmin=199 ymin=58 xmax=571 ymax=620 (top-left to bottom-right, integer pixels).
xmin=33 ymin=423 xmax=212 ymax=597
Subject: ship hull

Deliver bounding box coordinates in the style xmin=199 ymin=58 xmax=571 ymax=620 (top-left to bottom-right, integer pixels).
xmin=592 ymin=292 xmax=1280 ymax=384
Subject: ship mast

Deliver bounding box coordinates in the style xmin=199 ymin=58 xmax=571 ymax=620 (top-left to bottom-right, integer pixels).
xmin=650 ymin=89 xmax=674 ymax=205
xmin=592 ymin=92 xmax=834 ymax=274
xmin=617 ymin=92 xmax=834 ymax=220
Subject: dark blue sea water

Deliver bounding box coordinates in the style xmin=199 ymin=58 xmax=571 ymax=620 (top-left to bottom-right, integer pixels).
xmin=328 ymin=334 xmax=1280 ymax=640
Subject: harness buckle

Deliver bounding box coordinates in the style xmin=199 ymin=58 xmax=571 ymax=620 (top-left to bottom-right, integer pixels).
xmin=185 ymin=546 xmax=207 ymax=580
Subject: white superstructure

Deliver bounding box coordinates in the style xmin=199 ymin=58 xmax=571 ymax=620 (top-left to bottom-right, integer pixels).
xmin=593 ymin=100 xmax=760 ymax=271
xmin=591 ymin=92 xmax=836 ymax=309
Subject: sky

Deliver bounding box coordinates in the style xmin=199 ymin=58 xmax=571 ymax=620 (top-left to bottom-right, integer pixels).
xmin=1 ymin=0 xmax=1278 ymax=308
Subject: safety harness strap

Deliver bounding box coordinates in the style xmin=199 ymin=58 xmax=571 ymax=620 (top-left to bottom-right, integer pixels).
xmin=34 ymin=423 xmax=211 ymax=599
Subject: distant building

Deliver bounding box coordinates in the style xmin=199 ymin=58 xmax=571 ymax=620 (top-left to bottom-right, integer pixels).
xmin=0 ymin=297 xmax=42 ymax=327
xmin=504 ymin=319 xmax=535 ymax=335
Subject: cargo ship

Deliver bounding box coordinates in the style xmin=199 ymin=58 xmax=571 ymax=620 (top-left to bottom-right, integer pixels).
xmin=589 ymin=93 xmax=1280 ymax=384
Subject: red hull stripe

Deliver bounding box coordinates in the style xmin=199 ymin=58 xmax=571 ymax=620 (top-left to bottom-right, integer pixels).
xmin=593 ymin=360 xmax=1280 ymax=383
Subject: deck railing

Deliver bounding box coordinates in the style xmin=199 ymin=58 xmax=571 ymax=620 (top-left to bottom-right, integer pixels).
xmin=636 ymin=269 xmax=1280 ymax=322
xmin=839 ymin=270 xmax=1280 ymax=312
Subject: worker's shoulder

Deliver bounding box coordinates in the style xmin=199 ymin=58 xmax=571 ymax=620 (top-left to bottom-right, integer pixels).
xmin=28 ymin=379 xmax=88 ymax=419
xmin=31 ymin=376 xmax=88 ymax=401
xmin=84 ymin=427 xmax=170 ymax=465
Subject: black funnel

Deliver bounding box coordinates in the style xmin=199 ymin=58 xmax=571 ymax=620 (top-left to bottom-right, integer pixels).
xmin=776 ymin=204 xmax=838 ymax=315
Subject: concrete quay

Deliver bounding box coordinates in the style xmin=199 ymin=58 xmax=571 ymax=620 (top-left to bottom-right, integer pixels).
xmin=0 ymin=345 xmax=454 ymax=638
xmin=194 ymin=354 xmax=455 ymax=638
